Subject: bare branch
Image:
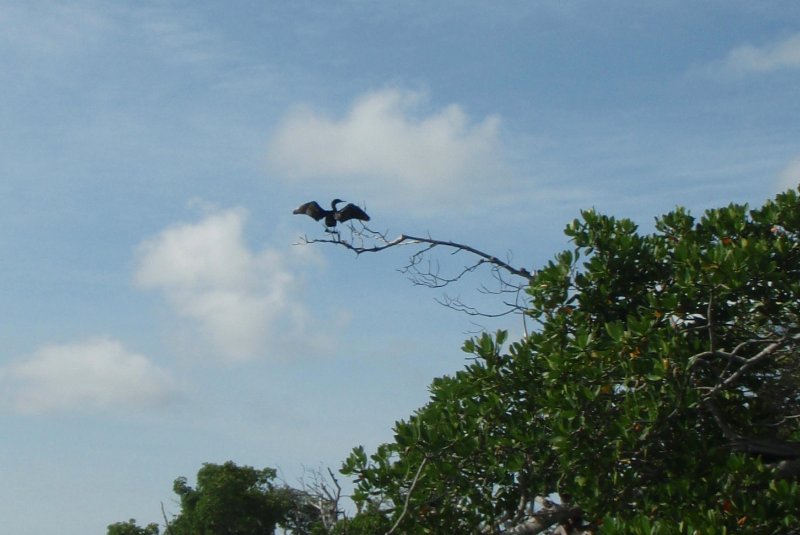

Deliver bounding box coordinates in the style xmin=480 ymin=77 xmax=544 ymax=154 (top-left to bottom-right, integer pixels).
xmin=279 ymin=465 xmax=345 ymax=533
xmin=161 ymin=502 xmax=174 ymax=535
xmin=296 ymin=226 xmax=535 ymax=319
xmin=435 ymin=295 xmax=521 ymax=318
xmin=386 ymin=456 xmax=428 ymax=535
xmin=704 ymin=337 xmax=790 ymax=398
xmin=327 ymin=467 xmax=342 ymax=499
xmin=694 ymin=322 xmax=799 ymax=448
xmin=297 ymin=228 xmax=535 ymax=283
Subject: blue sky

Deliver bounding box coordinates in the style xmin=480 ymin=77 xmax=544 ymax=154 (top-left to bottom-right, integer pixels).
xmin=1 ymin=1 xmax=799 ymax=533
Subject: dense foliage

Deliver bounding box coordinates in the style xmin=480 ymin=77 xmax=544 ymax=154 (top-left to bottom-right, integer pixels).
xmin=108 ymin=461 xmax=312 ymax=535
xmin=168 ymin=461 xmax=293 ymax=534
xmin=107 ymin=520 xmax=159 ymax=535
xmin=341 ymin=188 xmax=800 ymax=533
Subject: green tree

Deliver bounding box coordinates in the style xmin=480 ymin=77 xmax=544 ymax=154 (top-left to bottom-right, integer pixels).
xmin=107 ymin=519 xmax=159 ymax=535
xmin=110 ymin=461 xmax=345 ymax=535
xmin=341 ymin=188 xmax=800 ymax=533
xmin=330 ymin=502 xmax=392 ymax=534
xmin=168 ymin=461 xmax=293 ymax=535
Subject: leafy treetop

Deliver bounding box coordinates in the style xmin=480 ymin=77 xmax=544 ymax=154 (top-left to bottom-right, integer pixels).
xmin=341 ymin=188 xmax=800 ymax=534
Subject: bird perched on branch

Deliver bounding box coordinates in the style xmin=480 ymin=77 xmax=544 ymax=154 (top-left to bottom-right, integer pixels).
xmin=293 ymin=199 xmax=370 ymax=231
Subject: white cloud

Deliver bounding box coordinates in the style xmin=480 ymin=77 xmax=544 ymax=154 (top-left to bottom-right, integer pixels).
xmin=718 ymin=33 xmax=800 ymax=75
xmin=267 ymin=89 xmax=506 ymax=205
xmin=136 ymin=208 xmax=313 ymax=361
xmin=778 ymin=157 xmax=800 ymax=191
xmin=0 ymin=337 xmax=176 ymax=414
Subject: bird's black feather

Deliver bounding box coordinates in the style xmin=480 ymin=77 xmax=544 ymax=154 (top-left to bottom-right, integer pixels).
xmin=293 ymin=201 xmax=326 ymax=221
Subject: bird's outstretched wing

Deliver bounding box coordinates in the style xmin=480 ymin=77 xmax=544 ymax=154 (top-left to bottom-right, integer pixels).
xmin=293 ymin=201 xmax=326 ymax=221
xmin=336 ymin=203 xmax=370 ymax=223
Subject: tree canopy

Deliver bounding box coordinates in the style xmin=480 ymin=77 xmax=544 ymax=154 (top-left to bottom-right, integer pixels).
xmin=107 ymin=519 xmax=159 ymax=535
xmin=168 ymin=461 xmax=293 ymax=534
xmin=341 ymin=188 xmax=800 ymax=533
xmin=109 ymin=462 xmax=298 ymax=535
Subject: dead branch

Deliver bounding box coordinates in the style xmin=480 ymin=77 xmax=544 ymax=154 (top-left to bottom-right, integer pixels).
xmin=435 ymin=295 xmax=522 ymax=318
xmin=296 ymin=225 xmax=535 ymax=283
xmin=295 ymin=466 xmax=344 ymax=532
xmin=295 ymin=225 xmax=535 ymax=319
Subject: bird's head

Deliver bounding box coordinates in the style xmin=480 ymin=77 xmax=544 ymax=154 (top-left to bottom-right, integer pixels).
xmin=331 ymin=198 xmax=345 ymax=209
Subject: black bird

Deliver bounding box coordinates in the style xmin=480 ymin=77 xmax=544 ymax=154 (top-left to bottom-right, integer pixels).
xmin=293 ymin=199 xmax=370 ymax=230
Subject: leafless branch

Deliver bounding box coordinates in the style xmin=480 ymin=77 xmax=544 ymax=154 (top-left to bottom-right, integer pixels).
xmin=296 ymin=225 xmax=535 ymax=319
xmin=688 ymin=334 xmax=785 ymax=368
xmin=690 ymin=350 xmax=747 ymax=366
xmin=296 ymin=226 xmax=535 ymax=283
xmin=161 ymin=502 xmax=174 ymax=535
xmin=296 ymin=466 xmax=343 ymax=531
xmin=691 ymin=304 xmax=799 ymax=455
xmin=703 ymin=337 xmax=790 ymax=398
xmin=435 ymin=294 xmax=522 ymax=318
xmin=386 ymin=456 xmax=428 ymax=535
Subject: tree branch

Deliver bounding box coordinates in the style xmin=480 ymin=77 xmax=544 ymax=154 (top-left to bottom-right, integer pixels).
xmin=296 ymin=228 xmax=535 ymax=283
xmin=703 ymin=337 xmax=790 ymax=398
xmin=296 ymin=226 xmax=535 ymax=319
xmin=496 ymin=503 xmax=584 ymax=535
xmin=386 ymin=456 xmax=428 ymax=535
xmin=161 ymin=502 xmax=174 ymax=535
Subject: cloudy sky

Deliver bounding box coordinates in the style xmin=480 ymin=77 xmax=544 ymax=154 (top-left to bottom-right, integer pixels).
xmin=1 ymin=1 xmax=798 ymax=533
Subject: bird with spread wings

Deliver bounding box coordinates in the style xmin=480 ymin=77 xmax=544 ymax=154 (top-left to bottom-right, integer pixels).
xmin=293 ymin=198 xmax=370 ymax=231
